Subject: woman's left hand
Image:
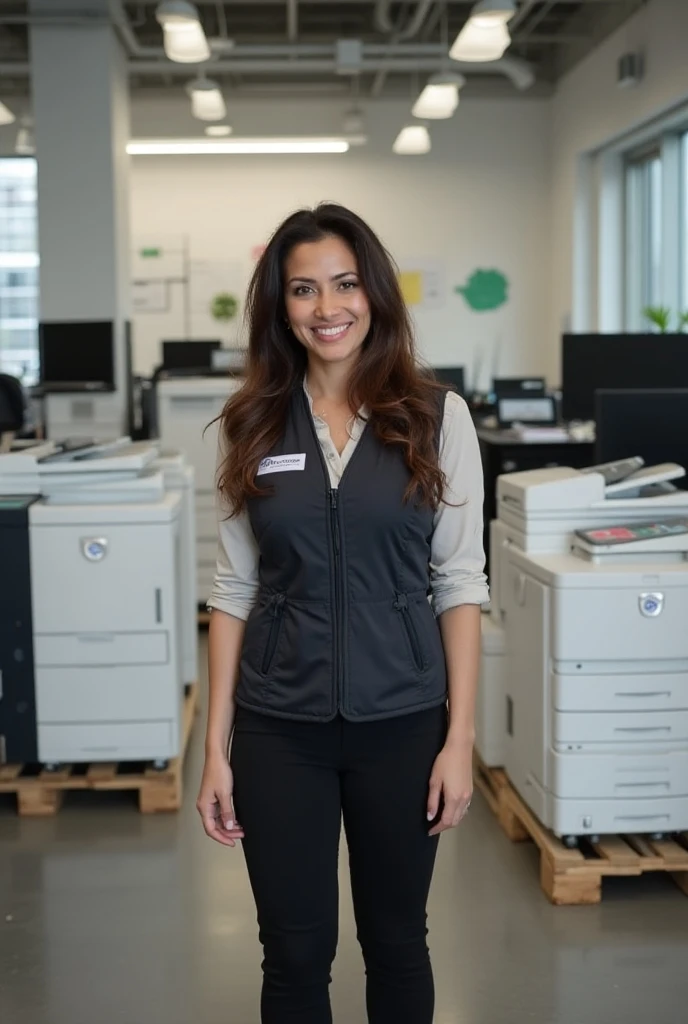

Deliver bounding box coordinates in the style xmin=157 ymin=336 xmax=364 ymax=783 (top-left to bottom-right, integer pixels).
xmin=427 ymin=737 xmax=474 ymax=836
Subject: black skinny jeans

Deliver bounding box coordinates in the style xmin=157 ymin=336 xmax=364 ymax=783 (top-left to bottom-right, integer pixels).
xmin=231 ymin=704 xmax=447 ymax=1024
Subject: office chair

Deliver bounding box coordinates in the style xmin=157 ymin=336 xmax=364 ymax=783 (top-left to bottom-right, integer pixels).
xmin=0 ymin=372 xmax=26 ymax=452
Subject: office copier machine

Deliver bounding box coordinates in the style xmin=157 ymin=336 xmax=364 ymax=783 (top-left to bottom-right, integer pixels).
xmin=482 ymin=462 xmax=688 ymax=841
xmin=0 ymin=439 xmax=195 ymax=768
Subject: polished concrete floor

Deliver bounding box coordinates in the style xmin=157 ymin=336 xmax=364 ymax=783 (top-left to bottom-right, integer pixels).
xmin=2 ymin=639 xmax=688 ymax=1024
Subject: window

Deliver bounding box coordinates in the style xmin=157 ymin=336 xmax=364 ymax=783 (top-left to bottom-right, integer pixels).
xmin=0 ymin=158 xmax=39 ymax=384
xmin=682 ymin=131 xmax=688 ymax=312
xmin=624 ymin=150 xmax=663 ymax=330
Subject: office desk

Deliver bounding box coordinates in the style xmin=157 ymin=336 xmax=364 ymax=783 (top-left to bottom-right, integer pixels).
xmin=477 ymin=428 xmax=595 ymax=573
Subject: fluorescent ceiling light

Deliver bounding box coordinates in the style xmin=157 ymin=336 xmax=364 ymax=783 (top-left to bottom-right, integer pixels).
xmin=449 ymin=19 xmax=510 ymax=62
xmin=156 ymin=1 xmax=210 ymax=63
xmin=0 ymin=101 xmax=16 ymax=126
xmin=471 ymin=0 xmax=516 ymax=25
xmin=205 ymin=124 xmax=233 ymax=137
xmin=412 ymin=73 xmax=465 ymax=120
xmin=187 ymin=76 xmax=227 ymax=121
xmin=392 ymin=125 xmax=431 ymax=155
xmin=127 ymin=138 xmax=351 ymax=155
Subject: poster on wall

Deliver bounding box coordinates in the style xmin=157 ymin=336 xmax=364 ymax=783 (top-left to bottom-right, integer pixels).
xmin=190 ymin=259 xmax=243 ymax=316
xmin=132 ymin=279 xmax=168 ymax=313
xmin=397 ymin=259 xmax=445 ymax=310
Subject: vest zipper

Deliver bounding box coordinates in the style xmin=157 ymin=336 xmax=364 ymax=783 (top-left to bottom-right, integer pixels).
xmin=262 ymin=593 xmax=286 ymax=675
xmin=329 ymin=489 xmax=343 ymax=703
xmin=394 ymin=593 xmax=425 ymax=672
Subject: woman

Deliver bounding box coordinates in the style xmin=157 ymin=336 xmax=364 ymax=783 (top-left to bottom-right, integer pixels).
xmin=198 ymin=203 xmax=488 ymax=1024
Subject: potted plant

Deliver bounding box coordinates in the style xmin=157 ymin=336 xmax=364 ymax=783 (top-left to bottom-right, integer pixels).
xmin=210 ymin=292 xmax=239 ymax=343
xmin=643 ymin=306 xmax=688 ymax=333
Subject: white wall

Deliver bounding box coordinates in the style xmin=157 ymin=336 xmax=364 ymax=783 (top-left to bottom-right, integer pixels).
xmin=128 ymin=96 xmax=550 ymax=384
xmin=549 ymin=0 xmax=688 ymax=383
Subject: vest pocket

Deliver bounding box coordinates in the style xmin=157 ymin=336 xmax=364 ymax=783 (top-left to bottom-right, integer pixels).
xmin=394 ymin=593 xmax=426 ymax=672
xmin=261 ymin=594 xmax=286 ymax=675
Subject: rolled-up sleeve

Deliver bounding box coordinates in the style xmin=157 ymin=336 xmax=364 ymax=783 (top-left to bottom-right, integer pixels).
xmin=430 ymin=391 xmax=489 ymax=615
xmin=206 ymin=437 xmax=260 ymax=621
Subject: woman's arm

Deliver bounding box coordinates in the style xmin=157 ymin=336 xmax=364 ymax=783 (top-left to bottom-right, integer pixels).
xmin=205 ymin=608 xmax=246 ymax=758
xmin=426 ymin=392 xmax=488 ymax=834
xmin=198 ymin=435 xmax=259 ymax=847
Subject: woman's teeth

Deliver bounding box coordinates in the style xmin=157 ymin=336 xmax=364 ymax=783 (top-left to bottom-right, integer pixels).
xmin=312 ymin=323 xmax=352 ymax=339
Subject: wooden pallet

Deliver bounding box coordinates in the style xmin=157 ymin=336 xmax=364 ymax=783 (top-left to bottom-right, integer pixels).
xmin=473 ymin=753 xmax=688 ymax=905
xmin=0 ymin=683 xmax=199 ymax=817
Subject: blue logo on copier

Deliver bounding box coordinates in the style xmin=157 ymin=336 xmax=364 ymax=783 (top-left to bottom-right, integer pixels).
xmin=639 ymin=593 xmax=664 ymax=617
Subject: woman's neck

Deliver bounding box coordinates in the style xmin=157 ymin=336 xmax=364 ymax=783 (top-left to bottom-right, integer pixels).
xmin=305 ymin=359 xmax=353 ymax=405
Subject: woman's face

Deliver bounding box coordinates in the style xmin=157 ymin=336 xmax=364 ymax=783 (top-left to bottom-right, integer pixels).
xmin=283 ymin=235 xmax=372 ymax=370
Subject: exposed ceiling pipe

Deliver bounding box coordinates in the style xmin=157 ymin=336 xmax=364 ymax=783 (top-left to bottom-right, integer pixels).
xmin=374 ymin=0 xmax=436 ymax=40
xmin=287 ymin=0 xmax=299 ymax=42
xmin=0 ymin=54 xmax=535 ymax=92
xmin=507 ymin=0 xmax=542 ymax=35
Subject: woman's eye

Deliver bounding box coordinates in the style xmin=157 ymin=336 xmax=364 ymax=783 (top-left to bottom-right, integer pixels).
xmin=294 ymin=286 xmax=312 ymax=296
xmin=339 ymin=280 xmax=356 ymax=291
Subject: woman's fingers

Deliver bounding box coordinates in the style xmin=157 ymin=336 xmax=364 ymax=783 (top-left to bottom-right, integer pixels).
xmin=428 ymin=794 xmax=459 ymax=836
xmin=426 ymin=777 xmax=442 ymax=823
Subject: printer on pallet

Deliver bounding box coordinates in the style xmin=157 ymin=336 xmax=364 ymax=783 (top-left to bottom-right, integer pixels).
xmin=0 ymin=439 xmax=195 ymax=768
xmin=488 ymin=460 xmax=688 ymax=842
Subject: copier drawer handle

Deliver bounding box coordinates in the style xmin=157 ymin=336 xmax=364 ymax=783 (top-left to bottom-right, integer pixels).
xmin=77 ymin=634 xmax=115 ymax=643
xmin=615 ymin=691 xmax=671 ymax=699
xmin=514 ymin=573 xmax=527 ymax=607
xmin=614 ymin=726 xmax=671 ymax=734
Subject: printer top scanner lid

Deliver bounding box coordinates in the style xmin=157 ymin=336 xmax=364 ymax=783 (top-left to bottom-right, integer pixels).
xmin=497 ymin=467 xmax=604 ymax=513
xmin=497 ymin=463 xmax=687 ymax=518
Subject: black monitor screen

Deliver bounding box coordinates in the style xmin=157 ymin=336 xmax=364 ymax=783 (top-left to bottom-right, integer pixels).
xmin=162 ymin=340 xmax=221 ymax=371
xmin=432 ymin=366 xmax=465 ymax=395
xmin=595 ymin=389 xmax=688 ymax=479
xmin=493 ymin=377 xmax=545 ymax=399
xmin=40 ymin=321 xmax=115 ymax=390
xmin=562 ymin=333 xmax=688 ymax=422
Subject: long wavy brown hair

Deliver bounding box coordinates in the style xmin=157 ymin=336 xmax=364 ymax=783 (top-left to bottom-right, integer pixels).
xmin=217 ymin=203 xmax=449 ymax=515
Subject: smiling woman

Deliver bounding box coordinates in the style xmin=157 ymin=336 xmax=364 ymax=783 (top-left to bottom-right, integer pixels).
xmin=199 ymin=202 xmax=488 ymax=1024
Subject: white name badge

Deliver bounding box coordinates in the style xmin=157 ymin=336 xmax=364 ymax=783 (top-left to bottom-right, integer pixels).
xmin=257 ymin=453 xmax=307 ymax=477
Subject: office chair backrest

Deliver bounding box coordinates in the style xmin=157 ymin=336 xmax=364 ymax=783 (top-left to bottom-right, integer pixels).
xmin=0 ymin=372 xmax=26 ymax=434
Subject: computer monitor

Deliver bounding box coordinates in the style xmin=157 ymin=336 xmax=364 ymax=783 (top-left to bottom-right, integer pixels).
xmin=562 ymin=333 xmax=688 ymax=422
xmin=493 ymin=377 xmax=545 ymax=399
xmin=595 ymin=389 xmax=688 ymax=481
xmin=161 ymin=339 xmax=221 ymax=371
xmin=432 ymin=366 xmax=465 ymax=395
xmin=39 ymin=320 xmax=115 ymax=392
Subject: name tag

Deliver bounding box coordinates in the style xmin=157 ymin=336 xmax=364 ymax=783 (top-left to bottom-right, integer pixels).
xmin=257 ymin=453 xmax=307 ymax=477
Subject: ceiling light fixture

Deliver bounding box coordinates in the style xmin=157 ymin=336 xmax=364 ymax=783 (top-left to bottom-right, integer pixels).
xmin=392 ymin=124 xmax=431 ymax=156
xmin=187 ymin=75 xmax=227 ymax=121
xmin=449 ymin=0 xmax=515 ymax=63
xmin=127 ymin=138 xmax=351 ymax=155
xmin=156 ymin=0 xmax=211 ymax=64
xmin=0 ymin=101 xmax=16 ymax=126
xmin=412 ymin=72 xmax=465 ymax=120
xmin=205 ymin=124 xmax=233 ymax=137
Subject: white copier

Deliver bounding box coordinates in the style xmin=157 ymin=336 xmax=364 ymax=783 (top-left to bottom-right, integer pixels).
xmin=0 ymin=439 xmax=194 ymax=767
xmin=157 ymin=375 xmax=242 ymax=607
xmin=490 ymin=460 xmax=688 ymax=841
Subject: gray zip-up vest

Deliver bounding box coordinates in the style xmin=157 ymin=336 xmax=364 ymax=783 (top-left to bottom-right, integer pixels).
xmin=236 ymin=386 xmax=448 ymax=722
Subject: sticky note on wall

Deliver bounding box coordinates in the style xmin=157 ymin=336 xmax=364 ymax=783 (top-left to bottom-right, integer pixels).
xmin=398 ymin=271 xmax=423 ymax=307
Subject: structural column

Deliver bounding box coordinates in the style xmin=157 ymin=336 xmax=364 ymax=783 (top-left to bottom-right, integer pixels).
xmin=29 ymin=0 xmax=131 ymax=437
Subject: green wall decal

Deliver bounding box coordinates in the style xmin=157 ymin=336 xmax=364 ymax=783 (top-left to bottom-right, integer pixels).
xmin=455 ymin=269 xmax=509 ymax=312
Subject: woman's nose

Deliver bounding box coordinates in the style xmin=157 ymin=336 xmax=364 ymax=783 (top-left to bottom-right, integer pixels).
xmin=314 ymin=293 xmax=341 ymax=320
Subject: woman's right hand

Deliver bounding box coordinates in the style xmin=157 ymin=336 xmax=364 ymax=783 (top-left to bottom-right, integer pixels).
xmin=196 ymin=753 xmax=245 ymax=848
